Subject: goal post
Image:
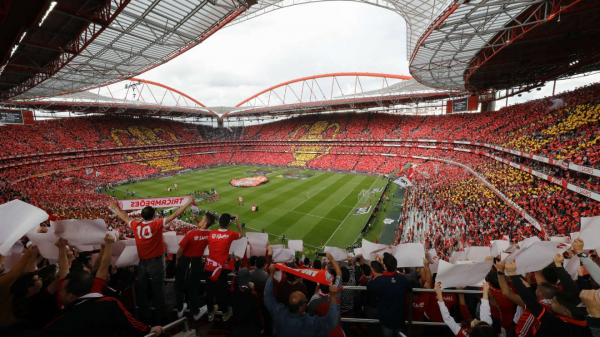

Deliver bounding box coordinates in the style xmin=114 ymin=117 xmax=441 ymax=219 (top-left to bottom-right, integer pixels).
xmin=358 ymin=189 xmax=370 ymax=204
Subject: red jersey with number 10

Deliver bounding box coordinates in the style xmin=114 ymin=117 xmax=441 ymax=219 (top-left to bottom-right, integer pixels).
xmin=129 ymin=219 xmax=166 ymax=259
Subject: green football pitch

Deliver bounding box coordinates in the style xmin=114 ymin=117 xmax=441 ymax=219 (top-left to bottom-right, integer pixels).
xmin=105 ymin=165 xmax=388 ymax=250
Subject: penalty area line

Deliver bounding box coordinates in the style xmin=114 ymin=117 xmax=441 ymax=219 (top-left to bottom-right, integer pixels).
xmin=322 ymin=178 xmax=378 ymax=248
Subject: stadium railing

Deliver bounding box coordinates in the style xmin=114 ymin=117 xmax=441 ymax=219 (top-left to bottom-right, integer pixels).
xmin=135 ymin=278 xmax=483 ymax=337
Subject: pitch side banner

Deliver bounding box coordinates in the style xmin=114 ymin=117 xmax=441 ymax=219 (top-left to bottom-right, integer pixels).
xmin=118 ymin=196 xmax=191 ymax=210
xmin=275 ymin=263 xmax=336 ymax=285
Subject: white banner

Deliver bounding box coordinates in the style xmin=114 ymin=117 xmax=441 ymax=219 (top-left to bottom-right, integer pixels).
xmin=0 ymin=200 xmax=49 ymax=256
xmin=436 ymin=260 xmax=493 ymax=288
xmin=580 ymin=216 xmax=600 ymax=250
xmin=50 ymin=219 xmax=108 ymax=250
xmin=273 ymin=248 xmax=295 ymax=263
xmin=247 ymin=232 xmax=269 ymax=257
xmin=163 ymin=232 xmax=184 ymax=254
xmin=324 ymin=246 xmax=349 ymax=262
xmin=115 ymin=245 xmax=140 ymax=267
xmin=288 ymin=240 xmax=303 ymax=252
xmin=26 ymin=232 xmax=59 ymax=260
xmin=490 ymin=240 xmax=510 ymax=257
xmin=361 ymin=239 xmax=392 ymax=261
xmin=465 ymin=246 xmax=491 ymax=262
xmin=117 ymin=196 xmax=191 ymax=210
xmin=392 ymin=243 xmax=425 ymax=267
xmin=507 ymin=241 xmax=571 ymax=274
xmin=229 ymin=237 xmax=248 ymax=258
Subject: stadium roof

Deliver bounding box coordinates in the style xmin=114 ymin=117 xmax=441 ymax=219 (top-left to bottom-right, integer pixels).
xmin=1 ymin=0 xmax=253 ymax=100
xmin=411 ymin=0 xmax=600 ymax=91
xmin=1 ymin=0 xmax=597 ymax=107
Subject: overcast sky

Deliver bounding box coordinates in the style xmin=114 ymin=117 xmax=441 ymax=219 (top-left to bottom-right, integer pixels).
xmin=131 ymin=2 xmax=600 ymax=110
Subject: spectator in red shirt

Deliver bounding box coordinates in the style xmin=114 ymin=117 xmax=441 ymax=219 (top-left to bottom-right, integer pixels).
xmin=205 ymin=213 xmax=244 ymax=322
xmin=175 ymin=212 xmax=215 ymax=321
xmin=110 ymin=198 xmax=193 ymax=324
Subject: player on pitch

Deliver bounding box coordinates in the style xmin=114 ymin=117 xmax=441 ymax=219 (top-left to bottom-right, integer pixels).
xmin=238 ymin=195 xmax=244 ymax=206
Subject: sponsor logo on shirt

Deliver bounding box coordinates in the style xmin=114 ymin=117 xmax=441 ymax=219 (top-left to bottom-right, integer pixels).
xmin=194 ymin=236 xmax=208 ymax=241
xmin=212 ymin=233 xmax=230 ymax=239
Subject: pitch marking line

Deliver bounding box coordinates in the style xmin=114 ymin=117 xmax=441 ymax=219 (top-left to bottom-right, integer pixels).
xmin=323 ymin=178 xmax=378 ymax=247
xmin=290 ymin=210 xmax=342 ymax=222
xmin=307 ymin=188 xmax=325 ymax=199
xmin=289 ymin=178 xmax=342 ymax=212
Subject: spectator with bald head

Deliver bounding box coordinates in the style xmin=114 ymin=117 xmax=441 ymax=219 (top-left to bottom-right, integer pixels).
xmin=264 ymin=264 xmax=340 ymax=337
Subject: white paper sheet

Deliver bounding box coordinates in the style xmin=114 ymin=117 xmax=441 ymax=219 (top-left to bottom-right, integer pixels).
xmin=0 ymin=200 xmax=48 ymax=256
xmin=392 ymin=243 xmax=425 ymax=267
xmin=449 ymin=251 xmax=466 ymax=264
xmin=361 ymin=239 xmax=392 ymax=261
xmin=269 ymin=244 xmax=285 ymax=250
xmin=518 ymin=236 xmax=541 ymax=250
xmin=163 ymin=232 xmax=179 ymax=254
xmin=247 ymin=232 xmax=268 ymax=256
xmin=490 ymin=240 xmax=510 ymax=257
xmin=564 ymin=256 xmax=581 ymax=280
xmin=436 ymin=260 xmax=493 ymax=288
xmin=353 ymin=248 xmax=362 ymax=257
xmin=425 ymin=249 xmax=437 ymax=264
xmin=465 ymin=246 xmax=491 ymax=262
xmin=51 ymin=219 xmax=108 ymax=250
xmin=115 ymin=245 xmax=140 ymax=267
xmin=229 ymin=237 xmax=248 ymax=258
xmin=571 ymin=232 xmax=580 ymax=242
xmin=324 ymin=246 xmax=349 ymax=262
xmin=288 ymin=240 xmax=303 ymax=252
xmin=26 ymin=232 xmax=59 ymax=260
xmin=550 ymin=236 xmax=570 ymax=243
xmin=273 ymin=248 xmax=295 ymax=263
xmin=507 ymin=241 xmax=571 ymax=274
xmin=580 ymin=216 xmax=600 ymax=250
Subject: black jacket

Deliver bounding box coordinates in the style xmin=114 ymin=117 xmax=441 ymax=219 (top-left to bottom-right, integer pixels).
xmin=510 ymin=271 xmax=592 ymax=337
xmin=42 ymin=295 xmax=150 ymax=337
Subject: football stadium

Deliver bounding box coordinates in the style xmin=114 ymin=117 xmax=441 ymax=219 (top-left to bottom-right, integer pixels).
xmin=0 ymin=1 xmax=599 ymax=337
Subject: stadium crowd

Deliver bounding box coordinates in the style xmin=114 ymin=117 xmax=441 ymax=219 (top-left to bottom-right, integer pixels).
xmin=3 ymin=198 xmax=600 ymax=337
xmin=0 ymin=82 xmax=600 ymax=336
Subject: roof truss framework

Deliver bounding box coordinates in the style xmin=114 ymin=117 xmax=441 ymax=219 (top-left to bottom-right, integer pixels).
xmin=8 ymin=0 xmax=250 ymax=99
xmin=409 ymin=0 xmax=584 ymax=90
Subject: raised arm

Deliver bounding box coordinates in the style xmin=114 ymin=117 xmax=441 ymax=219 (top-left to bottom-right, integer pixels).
xmin=573 ymin=238 xmax=600 ymax=285
xmin=480 ymin=281 xmax=493 ymax=325
xmin=165 ymin=198 xmax=193 ymax=224
xmin=96 ymin=233 xmax=115 ymax=281
xmin=233 ymin=215 xmax=244 ymax=237
xmin=495 ymin=261 xmax=525 ymax=307
xmin=326 ymin=252 xmax=342 ymax=277
xmin=422 ymin=258 xmax=433 ymax=289
xmin=435 ymin=283 xmax=464 ymax=336
xmin=313 ymin=284 xmax=340 ymax=332
xmin=552 ymin=253 xmax=579 ymax=295
xmin=0 ymin=245 xmax=36 ymax=287
xmin=264 ymin=264 xmax=284 ymax=318
xmin=109 ymin=200 xmax=132 ymax=224
xmin=56 ymin=238 xmax=70 ymax=280
xmin=507 ymin=261 xmax=544 ymax=317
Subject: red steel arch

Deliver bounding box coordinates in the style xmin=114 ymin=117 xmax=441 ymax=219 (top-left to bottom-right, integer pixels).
xmin=129 ymin=78 xmax=206 ymax=107
xmin=235 ymin=72 xmax=412 ymax=107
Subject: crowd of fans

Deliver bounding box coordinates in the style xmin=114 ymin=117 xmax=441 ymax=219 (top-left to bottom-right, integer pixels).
xmin=1 ymin=82 xmax=600 ymax=336
xmin=4 ymin=198 xmax=600 ymax=337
